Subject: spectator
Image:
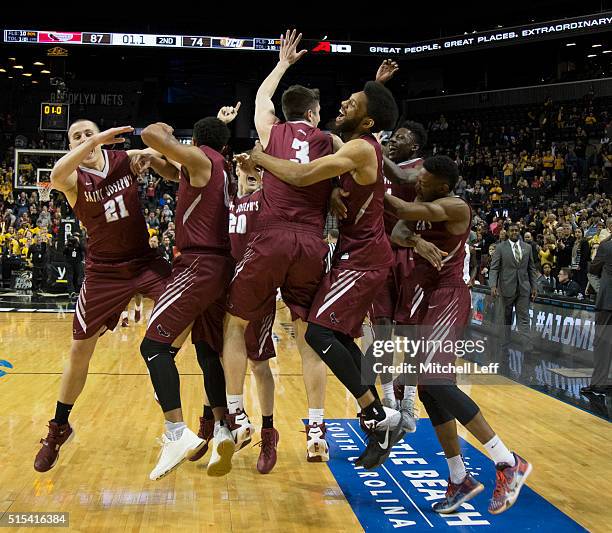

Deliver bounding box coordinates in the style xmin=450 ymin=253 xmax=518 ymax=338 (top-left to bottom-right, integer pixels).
xmin=571 ymin=228 xmax=590 ymax=290
xmin=537 ymin=262 xmax=556 ymax=295
xmin=557 ymin=267 xmax=581 ymax=297
xmin=37 ymin=205 xmax=51 ymax=228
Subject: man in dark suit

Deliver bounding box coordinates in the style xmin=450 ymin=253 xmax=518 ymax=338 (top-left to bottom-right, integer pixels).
xmin=582 ymin=237 xmax=612 ymax=394
xmin=489 ymin=224 xmax=539 ymax=350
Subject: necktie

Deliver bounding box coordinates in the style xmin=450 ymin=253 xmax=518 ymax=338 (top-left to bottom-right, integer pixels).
xmin=513 ymin=242 xmax=522 ymax=262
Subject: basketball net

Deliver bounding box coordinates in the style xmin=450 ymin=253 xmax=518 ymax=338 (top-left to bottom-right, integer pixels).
xmin=36 ymin=181 xmax=52 ymax=202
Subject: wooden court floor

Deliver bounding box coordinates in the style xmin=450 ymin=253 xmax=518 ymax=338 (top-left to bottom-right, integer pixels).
xmin=0 ymin=303 xmax=610 ymax=532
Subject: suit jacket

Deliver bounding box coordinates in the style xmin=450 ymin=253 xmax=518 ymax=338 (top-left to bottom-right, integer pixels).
xmin=489 ymin=239 xmax=539 ymax=298
xmin=537 ymin=274 xmax=557 ymax=295
xmin=589 ymin=240 xmax=612 ymax=311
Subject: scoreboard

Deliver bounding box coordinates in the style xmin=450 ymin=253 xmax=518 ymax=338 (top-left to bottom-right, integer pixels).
xmin=3 ymin=13 xmax=612 ymax=58
xmin=40 ymin=102 xmax=69 ymax=132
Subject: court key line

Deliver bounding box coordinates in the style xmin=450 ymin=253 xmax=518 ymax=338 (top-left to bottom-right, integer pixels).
xmin=346 ymin=421 xmax=435 ymax=528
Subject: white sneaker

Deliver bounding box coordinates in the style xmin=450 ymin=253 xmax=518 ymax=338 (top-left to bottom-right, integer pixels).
xmin=149 ymin=427 xmax=204 ymax=481
xmin=226 ymin=409 xmax=255 ymax=450
xmin=399 ymin=398 xmax=419 ymax=433
xmin=207 ymin=426 xmax=236 ymax=477
xmin=362 ymin=406 xmax=402 ymax=432
xmin=306 ymin=422 xmax=329 ymax=462
xmin=382 ymin=397 xmax=399 ymax=410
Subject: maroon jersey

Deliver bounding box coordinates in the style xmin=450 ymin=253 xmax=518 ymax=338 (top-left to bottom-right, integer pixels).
xmin=258 ymin=121 xmax=333 ymax=234
xmin=175 ymin=145 xmax=230 ymax=253
xmin=73 ymin=149 xmax=150 ymax=263
xmin=414 ymin=197 xmax=472 ymax=288
xmin=383 ymin=158 xmax=423 ymax=236
xmin=229 ymin=189 xmax=262 ymax=261
xmin=336 ymin=135 xmax=393 ymax=271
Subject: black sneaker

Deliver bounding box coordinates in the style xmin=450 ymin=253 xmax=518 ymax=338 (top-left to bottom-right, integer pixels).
xmin=354 ymin=407 xmax=405 ymax=470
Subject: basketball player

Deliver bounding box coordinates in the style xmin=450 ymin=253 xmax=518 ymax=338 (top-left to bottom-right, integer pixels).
xmin=228 ymin=156 xmax=279 ymax=474
xmin=386 ymin=155 xmax=532 ymax=514
xmin=242 ymin=78 xmax=406 ymax=470
xmin=34 ymin=122 xmax=172 ymax=472
xmin=223 ymin=29 xmax=332 ymax=469
xmin=137 ymin=119 xmax=235 ymax=481
xmin=370 ymin=121 xmax=429 ymax=424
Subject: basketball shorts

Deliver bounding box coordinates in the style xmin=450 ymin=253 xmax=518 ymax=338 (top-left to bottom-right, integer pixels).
xmin=308 ymin=266 xmax=389 ymax=338
xmin=227 ymin=228 xmax=327 ymax=323
xmin=146 ymin=252 xmax=233 ymax=344
xmin=73 ymin=252 xmax=171 ymax=340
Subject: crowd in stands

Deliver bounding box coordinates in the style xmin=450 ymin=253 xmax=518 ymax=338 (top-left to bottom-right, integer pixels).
xmin=0 ymin=91 xmax=610 ymax=301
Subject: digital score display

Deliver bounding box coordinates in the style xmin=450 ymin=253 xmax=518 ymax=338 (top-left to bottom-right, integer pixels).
xmin=40 ymin=102 xmax=70 ymax=132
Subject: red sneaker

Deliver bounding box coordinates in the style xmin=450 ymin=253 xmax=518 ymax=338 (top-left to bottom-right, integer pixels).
xmin=134 ymin=309 xmax=142 ymax=323
xmin=489 ymin=452 xmax=532 ymax=514
xmin=256 ymin=427 xmax=279 ymax=474
xmin=189 ymin=417 xmax=214 ymax=462
xmin=34 ymin=421 xmax=74 ymax=472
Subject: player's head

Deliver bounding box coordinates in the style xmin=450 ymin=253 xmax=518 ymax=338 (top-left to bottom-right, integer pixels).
xmin=192 ymin=118 xmax=231 ymax=152
xmin=236 ymin=150 xmax=262 ymax=196
xmin=415 ymin=156 xmax=459 ymax=202
xmin=281 ymin=85 xmax=321 ymax=127
xmin=68 ymin=119 xmax=101 ymax=167
xmin=335 ymin=81 xmax=398 ymax=137
xmin=388 ymin=121 xmax=427 ymax=162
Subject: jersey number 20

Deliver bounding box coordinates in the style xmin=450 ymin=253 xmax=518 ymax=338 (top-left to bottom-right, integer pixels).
xmin=104 ymin=195 xmax=130 ymax=223
xmin=229 ymin=213 xmax=247 ymax=234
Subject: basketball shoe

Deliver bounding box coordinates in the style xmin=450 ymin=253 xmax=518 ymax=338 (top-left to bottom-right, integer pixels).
xmin=121 ymin=317 xmax=129 ymax=327
xmin=399 ymin=398 xmax=418 ymax=433
xmin=256 ymin=428 xmax=279 ymax=474
xmin=188 ymin=417 xmax=214 ymax=462
xmin=225 ymin=409 xmax=255 ymax=450
xmin=488 ymin=453 xmax=532 ymax=514
xmin=207 ymin=425 xmax=235 ymax=477
xmin=34 ymin=421 xmax=74 ymax=472
xmin=432 ymin=474 xmax=484 ymax=513
xmin=305 ymin=422 xmax=329 ymax=462
xmin=149 ymin=427 xmax=204 ymax=481
xmin=355 ymin=406 xmax=405 ymax=470
xmin=382 ymin=397 xmax=398 ymax=410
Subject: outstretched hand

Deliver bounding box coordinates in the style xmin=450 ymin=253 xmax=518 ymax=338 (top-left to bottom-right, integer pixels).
xmin=217 ymin=102 xmax=242 ymax=124
xmin=279 ymin=29 xmax=307 ymax=66
xmin=94 ymin=126 xmax=134 ymax=146
xmin=375 ymin=59 xmax=399 ymax=84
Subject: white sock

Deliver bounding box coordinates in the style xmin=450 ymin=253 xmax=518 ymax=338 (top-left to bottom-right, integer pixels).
xmin=227 ymin=395 xmax=244 ymax=414
xmin=121 ymin=310 xmax=128 ymax=320
xmin=309 ymin=408 xmax=324 ymax=425
xmin=381 ymin=382 xmax=395 ymax=401
xmin=213 ymin=420 xmax=222 ymax=437
xmin=164 ymin=421 xmax=186 ymax=441
xmin=484 ymin=435 xmax=515 ymax=467
xmin=404 ymin=385 xmax=416 ymax=401
xmin=447 ymin=455 xmax=467 ymax=484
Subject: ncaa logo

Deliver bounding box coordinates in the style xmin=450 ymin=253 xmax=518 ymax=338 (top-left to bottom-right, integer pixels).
xmin=311 ymin=41 xmax=352 ymax=54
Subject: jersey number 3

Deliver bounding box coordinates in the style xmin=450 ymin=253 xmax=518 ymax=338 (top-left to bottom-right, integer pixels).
xmin=104 ymin=195 xmax=130 ymax=223
xmin=291 ymin=139 xmax=310 ymax=164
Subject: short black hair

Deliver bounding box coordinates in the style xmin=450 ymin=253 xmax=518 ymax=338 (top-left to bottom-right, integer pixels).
xmin=192 ymin=117 xmax=230 ymax=152
xmin=400 ymin=120 xmax=427 ymax=150
xmin=423 ymin=155 xmax=459 ymax=191
xmin=363 ymin=81 xmax=398 ymax=131
xmin=281 ymin=85 xmax=320 ymax=121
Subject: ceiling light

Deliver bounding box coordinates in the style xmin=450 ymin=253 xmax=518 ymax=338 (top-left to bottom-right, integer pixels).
xmin=8 ymin=76 xmax=13 ymax=79
xmin=8 ymin=57 xmax=15 ymax=61
xmin=13 ymin=64 xmax=23 ymax=69
xmin=566 ymin=43 xmax=576 ymax=47
xmin=33 ymin=61 xmax=44 ymax=66
xmin=603 ymin=50 xmax=612 ymax=54
xmin=32 ymin=80 xmax=38 ymax=84
xmin=0 ymin=68 xmax=5 ymax=73
xmin=22 ymin=72 xmax=32 ymax=77
xmin=41 ymin=69 xmax=50 ymax=74
xmin=592 ymin=44 xmax=602 ymax=48
xmin=587 ymin=54 xmax=597 ymax=58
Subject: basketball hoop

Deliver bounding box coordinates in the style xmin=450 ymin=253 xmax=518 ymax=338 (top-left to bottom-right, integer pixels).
xmin=36 ymin=181 xmax=52 ymax=203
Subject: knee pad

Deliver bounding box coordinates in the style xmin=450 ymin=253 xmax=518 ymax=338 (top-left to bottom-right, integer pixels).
xmin=305 ymin=323 xmax=336 ymax=354
xmin=140 ymin=337 xmax=173 ymax=361
xmin=140 ymin=337 xmax=181 ymax=412
xmin=418 ymin=386 xmax=455 ymax=427
xmin=420 ymin=383 xmax=479 ymax=426
xmin=194 ymin=341 xmax=226 ymax=410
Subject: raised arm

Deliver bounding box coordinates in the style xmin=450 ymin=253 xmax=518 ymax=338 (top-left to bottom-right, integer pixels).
xmin=141 ymin=122 xmax=211 ymax=187
xmin=248 ymin=138 xmax=376 ymax=187
xmin=51 ymin=126 xmax=133 ymax=204
xmin=255 ymin=29 xmax=306 ymax=148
